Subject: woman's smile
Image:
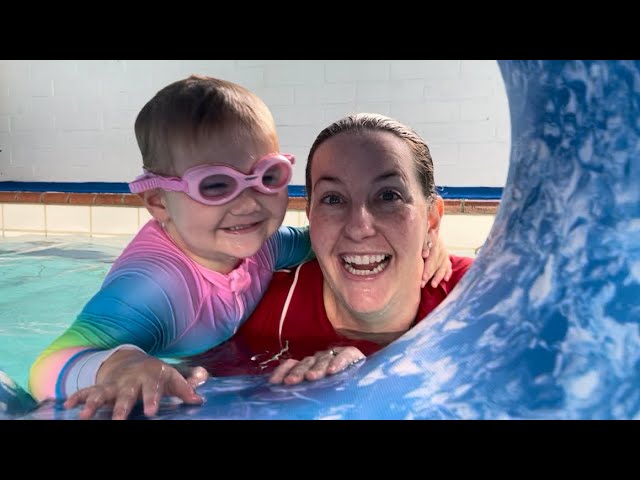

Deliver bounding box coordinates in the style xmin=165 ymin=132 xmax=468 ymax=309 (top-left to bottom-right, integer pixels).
xmin=340 ymin=253 xmax=391 ymax=277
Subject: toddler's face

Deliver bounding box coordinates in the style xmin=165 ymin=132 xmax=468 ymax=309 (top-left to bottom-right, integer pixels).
xmin=161 ymin=134 xmax=289 ymax=273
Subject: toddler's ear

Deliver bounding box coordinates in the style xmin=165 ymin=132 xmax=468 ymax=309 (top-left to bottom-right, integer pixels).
xmin=141 ymin=190 xmax=170 ymax=224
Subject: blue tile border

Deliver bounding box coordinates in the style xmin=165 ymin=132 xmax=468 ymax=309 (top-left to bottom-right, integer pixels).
xmin=436 ymin=187 xmax=502 ymax=200
xmin=0 ymin=182 xmax=503 ymax=200
xmin=0 ymin=182 xmax=132 ymax=194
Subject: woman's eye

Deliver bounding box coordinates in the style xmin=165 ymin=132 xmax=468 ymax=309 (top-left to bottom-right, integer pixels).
xmin=320 ymin=194 xmax=342 ymax=205
xmin=380 ymin=190 xmax=401 ymax=202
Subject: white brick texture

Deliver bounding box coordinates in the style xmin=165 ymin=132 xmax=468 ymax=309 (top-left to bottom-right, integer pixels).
xmin=0 ymin=60 xmax=510 ymax=187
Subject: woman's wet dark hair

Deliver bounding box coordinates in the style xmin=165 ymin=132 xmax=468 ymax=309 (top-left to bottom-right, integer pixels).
xmin=305 ymin=113 xmax=436 ymax=202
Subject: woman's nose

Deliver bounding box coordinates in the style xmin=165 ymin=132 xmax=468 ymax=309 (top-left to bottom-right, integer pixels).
xmin=229 ymin=187 xmax=261 ymax=215
xmin=343 ymin=204 xmax=376 ymax=240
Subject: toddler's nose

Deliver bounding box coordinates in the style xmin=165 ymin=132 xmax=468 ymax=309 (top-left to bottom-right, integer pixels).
xmin=229 ymin=187 xmax=261 ymax=215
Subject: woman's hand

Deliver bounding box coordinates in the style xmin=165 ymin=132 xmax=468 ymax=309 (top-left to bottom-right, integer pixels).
xmin=268 ymin=346 xmax=365 ymax=385
xmin=63 ymin=349 xmax=207 ymax=420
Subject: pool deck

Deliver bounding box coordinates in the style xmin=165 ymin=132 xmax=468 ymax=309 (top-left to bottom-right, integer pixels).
xmin=0 ymin=194 xmax=498 ymax=257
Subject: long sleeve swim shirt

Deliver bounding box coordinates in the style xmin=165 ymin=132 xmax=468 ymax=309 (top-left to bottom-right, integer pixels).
xmin=28 ymin=220 xmax=312 ymax=400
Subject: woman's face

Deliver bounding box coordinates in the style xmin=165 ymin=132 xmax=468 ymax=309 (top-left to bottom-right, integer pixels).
xmin=308 ymin=130 xmax=431 ymax=323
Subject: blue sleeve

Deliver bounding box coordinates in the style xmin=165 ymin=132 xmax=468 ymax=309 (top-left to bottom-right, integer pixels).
xmin=28 ymin=255 xmax=203 ymax=400
xmin=64 ymin=259 xmax=197 ymax=355
xmin=272 ymin=225 xmax=315 ymax=270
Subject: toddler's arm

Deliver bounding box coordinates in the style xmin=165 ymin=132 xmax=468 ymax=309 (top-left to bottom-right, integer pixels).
xmin=28 ymin=263 xmax=191 ymax=401
xmin=271 ymin=225 xmax=315 ymax=270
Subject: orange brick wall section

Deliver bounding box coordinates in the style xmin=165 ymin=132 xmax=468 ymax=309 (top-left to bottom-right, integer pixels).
xmin=0 ymin=192 xmax=500 ymax=214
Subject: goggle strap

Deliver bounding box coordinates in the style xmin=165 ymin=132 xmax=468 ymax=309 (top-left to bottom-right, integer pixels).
xmin=129 ymin=176 xmax=186 ymax=193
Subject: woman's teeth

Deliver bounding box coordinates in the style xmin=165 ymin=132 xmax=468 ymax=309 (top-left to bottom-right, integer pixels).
xmin=341 ymin=254 xmax=390 ymax=276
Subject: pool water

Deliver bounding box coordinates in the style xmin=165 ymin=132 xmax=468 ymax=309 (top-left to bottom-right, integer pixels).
xmin=0 ymin=236 xmax=129 ymax=390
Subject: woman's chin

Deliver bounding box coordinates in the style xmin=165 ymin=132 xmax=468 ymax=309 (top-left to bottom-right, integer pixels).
xmin=342 ymin=290 xmax=390 ymax=315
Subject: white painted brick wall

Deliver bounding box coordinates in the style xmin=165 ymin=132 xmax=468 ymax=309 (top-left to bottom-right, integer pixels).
xmin=294 ymin=84 xmax=356 ymax=105
xmin=277 ymin=126 xmax=324 ymax=148
xmin=0 ymin=95 xmax=30 ymax=116
xmin=0 ymin=60 xmax=511 ymax=187
xmin=391 ymin=101 xmax=459 ymax=123
xmin=270 ymin=104 xmax=323 ymax=126
xmin=323 ymin=104 xmax=359 ymax=123
xmin=354 ymin=102 xmax=391 ymax=117
xmin=265 ymin=62 xmax=324 ymax=86
xmin=11 ymin=131 xmax=59 ymax=150
xmin=357 ymin=80 xmax=425 ymax=103
xmin=325 ymin=61 xmax=390 ymax=82
xmin=258 ymin=86 xmax=295 ymax=106
xmin=0 ymin=116 xmax=10 ymax=133
xmin=11 ymin=112 xmax=55 ymax=131
xmin=391 ymin=60 xmax=460 ymax=79
xmin=12 ymin=77 xmax=53 ymax=98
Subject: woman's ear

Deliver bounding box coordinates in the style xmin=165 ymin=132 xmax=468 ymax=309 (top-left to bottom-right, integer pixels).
xmin=141 ymin=189 xmax=170 ymax=224
xmin=422 ymin=196 xmax=444 ymax=257
xmin=428 ymin=195 xmax=444 ymax=233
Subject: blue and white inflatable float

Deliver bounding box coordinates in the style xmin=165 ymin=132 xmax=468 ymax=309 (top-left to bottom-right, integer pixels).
xmin=2 ymin=60 xmax=639 ymax=419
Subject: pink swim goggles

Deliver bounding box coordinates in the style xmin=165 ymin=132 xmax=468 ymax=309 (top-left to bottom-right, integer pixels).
xmin=129 ymin=153 xmax=295 ymax=206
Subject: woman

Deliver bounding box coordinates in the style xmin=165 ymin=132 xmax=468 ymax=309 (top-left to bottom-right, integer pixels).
xmin=187 ymin=113 xmax=474 ymax=384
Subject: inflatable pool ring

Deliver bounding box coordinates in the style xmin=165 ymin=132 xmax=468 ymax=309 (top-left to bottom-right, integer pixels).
xmin=0 ymin=370 xmax=38 ymax=418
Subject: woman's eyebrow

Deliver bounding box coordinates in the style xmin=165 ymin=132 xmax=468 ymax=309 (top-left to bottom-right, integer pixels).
xmin=314 ymin=171 xmax=404 ymax=190
xmin=313 ymin=175 xmax=343 ymax=190
xmin=373 ymin=170 xmax=403 ymax=183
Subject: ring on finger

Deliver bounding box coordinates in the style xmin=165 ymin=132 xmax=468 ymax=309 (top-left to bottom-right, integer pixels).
xmin=329 ymin=348 xmax=338 ymax=357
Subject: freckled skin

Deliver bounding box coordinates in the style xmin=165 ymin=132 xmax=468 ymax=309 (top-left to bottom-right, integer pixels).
xmin=308 ymin=130 xmax=431 ymax=333
xmin=147 ymin=135 xmax=289 ymax=274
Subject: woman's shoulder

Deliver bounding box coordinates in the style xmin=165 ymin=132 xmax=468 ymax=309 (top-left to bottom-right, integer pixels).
xmin=450 ymin=254 xmax=474 ymax=269
xmin=447 ymin=255 xmax=474 ymax=286
xmin=257 ymin=259 xmax=322 ymax=305
xmin=271 ymin=258 xmax=321 ymax=281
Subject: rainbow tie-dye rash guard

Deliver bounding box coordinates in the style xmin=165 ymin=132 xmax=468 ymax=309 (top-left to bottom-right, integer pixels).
xmin=28 ymin=220 xmax=312 ymax=401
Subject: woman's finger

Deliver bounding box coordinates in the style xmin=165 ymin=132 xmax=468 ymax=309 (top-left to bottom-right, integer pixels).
xmin=283 ymin=356 xmax=317 ymax=385
xmin=268 ymin=359 xmax=299 ymax=384
xmin=304 ymin=351 xmax=336 ymax=381
xmin=326 ymin=347 xmax=366 ymax=375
